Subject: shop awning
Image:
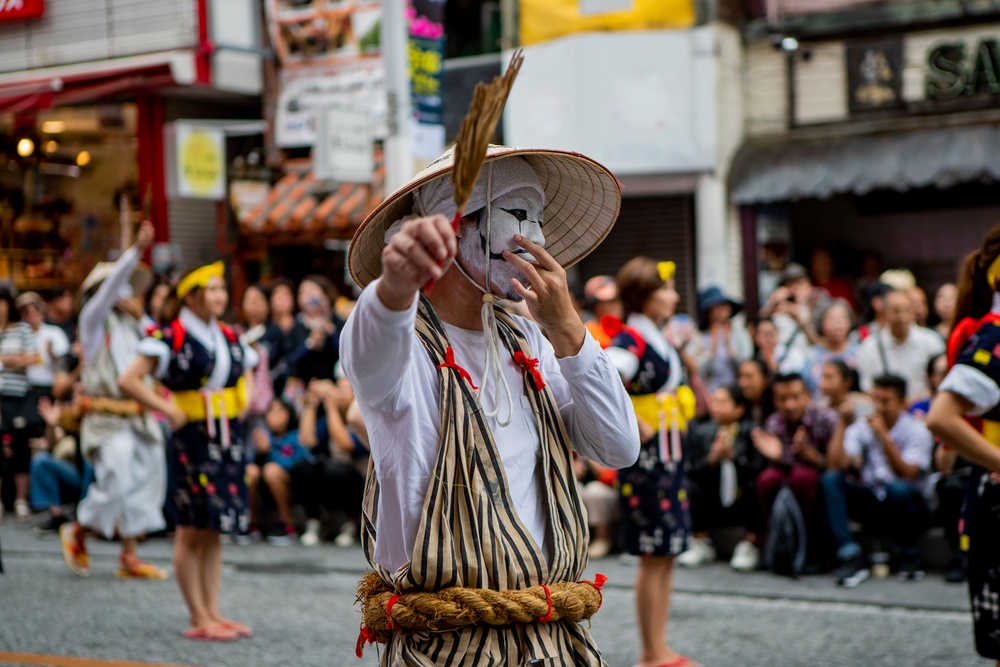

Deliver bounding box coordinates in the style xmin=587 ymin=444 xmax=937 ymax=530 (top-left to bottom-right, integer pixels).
xmin=239 ymin=153 xmax=385 ymax=239
xmin=730 ymin=124 xmax=1000 ymax=205
xmin=0 ymin=51 xmax=196 ymax=113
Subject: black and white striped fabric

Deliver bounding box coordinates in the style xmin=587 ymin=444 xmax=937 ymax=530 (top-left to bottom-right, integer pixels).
xmin=360 ymin=297 xmax=604 ymax=666
xmin=0 ymin=322 xmax=36 ymax=397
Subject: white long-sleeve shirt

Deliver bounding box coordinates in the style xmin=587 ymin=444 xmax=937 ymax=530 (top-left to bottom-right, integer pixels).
xmin=79 ymin=246 xmax=152 ymax=374
xmin=340 ymin=279 xmax=640 ymax=575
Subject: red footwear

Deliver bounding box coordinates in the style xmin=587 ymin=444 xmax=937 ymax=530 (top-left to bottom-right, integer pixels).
xmin=116 ymin=551 xmax=169 ymax=580
xmin=220 ymin=620 xmax=253 ymax=637
xmin=182 ymin=624 xmax=240 ymax=642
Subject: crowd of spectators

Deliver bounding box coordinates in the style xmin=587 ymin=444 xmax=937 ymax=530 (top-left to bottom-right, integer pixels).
xmin=576 ymin=249 xmax=964 ymax=588
xmin=0 ymin=273 xmax=369 ymax=549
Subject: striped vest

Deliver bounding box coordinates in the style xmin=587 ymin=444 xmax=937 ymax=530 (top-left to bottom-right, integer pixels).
xmin=360 ymin=297 xmax=605 ymax=666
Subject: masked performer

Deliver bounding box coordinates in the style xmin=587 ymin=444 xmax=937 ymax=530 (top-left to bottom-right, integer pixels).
xmin=60 ymin=221 xmax=167 ymax=580
xmin=343 ymin=146 xmax=640 ymax=665
xmin=119 ymin=261 xmax=257 ymax=642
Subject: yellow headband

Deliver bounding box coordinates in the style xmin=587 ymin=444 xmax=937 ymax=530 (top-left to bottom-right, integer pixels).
xmin=988 ymin=255 xmax=1000 ymax=291
xmin=177 ymin=261 xmax=225 ymax=300
xmin=658 ymin=261 xmax=676 ymax=283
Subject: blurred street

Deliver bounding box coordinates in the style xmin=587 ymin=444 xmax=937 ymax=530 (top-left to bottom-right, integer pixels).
xmin=0 ymin=519 xmax=986 ymax=667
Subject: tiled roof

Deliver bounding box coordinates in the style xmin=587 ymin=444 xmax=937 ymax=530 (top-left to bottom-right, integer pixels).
xmin=239 ymin=151 xmax=385 ymax=237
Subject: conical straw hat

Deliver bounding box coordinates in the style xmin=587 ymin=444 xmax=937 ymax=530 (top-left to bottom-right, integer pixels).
xmin=348 ymin=145 xmax=622 ymax=290
xmin=80 ymin=260 xmax=153 ymax=297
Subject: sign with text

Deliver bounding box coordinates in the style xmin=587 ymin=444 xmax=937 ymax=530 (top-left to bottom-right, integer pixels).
xmin=847 ymin=39 xmax=903 ymax=113
xmin=926 ymin=38 xmax=1000 ymax=102
xmin=314 ymin=106 xmax=374 ymax=183
xmin=0 ymin=0 xmax=45 ymax=22
xmin=176 ymin=125 xmax=226 ymax=200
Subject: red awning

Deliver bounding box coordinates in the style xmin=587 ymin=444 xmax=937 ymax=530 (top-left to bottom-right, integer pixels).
xmin=0 ymin=51 xmax=194 ymax=113
xmin=240 ymin=152 xmax=385 ymax=240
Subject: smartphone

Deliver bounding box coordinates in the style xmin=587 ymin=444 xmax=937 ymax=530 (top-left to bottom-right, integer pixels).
xmin=853 ymin=401 xmax=875 ymax=420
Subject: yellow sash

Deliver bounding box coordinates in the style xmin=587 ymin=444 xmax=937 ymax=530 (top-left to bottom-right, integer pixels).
xmin=983 ymin=419 xmax=1000 ymax=448
xmin=629 ymin=385 xmax=697 ymax=433
xmin=172 ymin=376 xmax=248 ymax=421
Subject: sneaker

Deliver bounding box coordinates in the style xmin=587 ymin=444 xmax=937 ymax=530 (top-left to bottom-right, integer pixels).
xmin=233 ymin=526 xmax=261 ymax=546
xmin=34 ymin=513 xmax=69 ymax=538
xmin=15 ymin=499 xmax=31 ymax=522
xmin=588 ymin=538 xmax=612 ymax=560
xmin=897 ymin=556 xmax=925 ymax=582
xmin=677 ymin=538 xmax=716 ymax=568
xmin=334 ymin=520 xmax=358 ymax=548
xmin=300 ymin=519 xmax=321 ymax=547
xmin=835 ymin=554 xmax=870 ymax=588
xmin=266 ymin=523 xmax=296 ymax=547
xmin=730 ymin=540 xmax=761 ymax=572
xmin=59 ymin=522 xmax=90 ymax=577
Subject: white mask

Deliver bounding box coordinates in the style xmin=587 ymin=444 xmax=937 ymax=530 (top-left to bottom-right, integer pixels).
xmin=458 ymin=186 xmax=545 ymax=301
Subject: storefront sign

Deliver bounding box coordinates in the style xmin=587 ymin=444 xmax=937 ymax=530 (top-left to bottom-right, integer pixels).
xmin=0 ymin=0 xmax=45 ymax=22
xmin=176 ymin=125 xmax=226 ymax=200
xmin=847 ymin=39 xmax=903 ymax=113
xmin=265 ymin=0 xmax=381 ymax=66
xmin=926 ymin=38 xmax=1000 ymax=101
xmin=409 ymin=35 xmax=445 ymax=159
xmin=313 ymin=106 xmax=374 ymax=183
xmin=275 ymin=60 xmax=386 ymax=147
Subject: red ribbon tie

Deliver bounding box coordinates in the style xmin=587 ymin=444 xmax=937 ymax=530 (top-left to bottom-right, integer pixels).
xmin=538 ymin=584 xmax=553 ymax=623
xmin=355 ymin=625 xmax=376 ymax=658
xmin=385 ymin=594 xmax=402 ymax=630
xmin=436 ymin=347 xmax=479 ymax=390
xmin=513 ymin=351 xmax=546 ymax=390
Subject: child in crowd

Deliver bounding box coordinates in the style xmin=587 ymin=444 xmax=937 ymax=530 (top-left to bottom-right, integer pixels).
xmin=245 ymin=399 xmax=310 ymax=546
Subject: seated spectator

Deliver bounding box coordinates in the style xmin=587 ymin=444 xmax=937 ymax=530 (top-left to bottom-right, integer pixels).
xmin=751 ymin=373 xmax=837 ymax=561
xmin=680 ymin=386 xmax=766 ymax=571
xmin=240 ymin=284 xmax=279 ymax=436
xmin=291 ymin=378 xmax=366 ymax=547
xmin=267 ymin=277 xmax=297 ymax=396
xmin=935 ymin=439 xmax=971 ymax=584
xmin=751 ymin=316 xmax=780 ymax=375
xmin=18 ymin=292 xmax=71 ymax=401
xmin=802 ymin=299 xmax=858 ymax=398
xmin=574 ymin=457 xmax=619 ymax=559
xmin=910 ymin=286 xmax=930 ymax=329
xmin=738 ymin=358 xmax=775 ymax=427
xmin=856 ymin=282 xmax=891 ymax=341
xmin=686 ymin=287 xmax=752 ymax=393
xmin=30 ymin=396 xmax=93 ymax=536
xmin=910 ymin=354 xmax=948 ymax=419
xmin=819 ymin=359 xmax=873 ymax=417
xmin=758 ymin=264 xmax=827 ymax=374
xmin=284 ymin=276 xmax=343 ymax=404
xmin=581 ymin=275 xmax=622 ymax=348
xmin=46 ymin=288 xmax=77 ymax=343
xmin=856 ymin=290 xmax=944 ymax=405
xmin=823 ymin=374 xmax=933 ymax=586
xmin=245 ymin=399 xmax=310 ymax=546
xmin=931 ymin=283 xmax=957 ymax=343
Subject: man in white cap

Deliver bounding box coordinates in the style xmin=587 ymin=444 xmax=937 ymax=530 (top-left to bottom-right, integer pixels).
xmin=60 ymin=221 xmax=168 ymax=580
xmin=342 ymin=147 xmax=639 ymax=665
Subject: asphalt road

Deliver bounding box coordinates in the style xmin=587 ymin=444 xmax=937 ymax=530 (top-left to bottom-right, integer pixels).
xmin=0 ymin=519 xmax=989 ymax=667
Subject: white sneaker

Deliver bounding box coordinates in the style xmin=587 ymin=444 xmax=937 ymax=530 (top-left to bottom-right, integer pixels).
xmin=15 ymin=499 xmax=31 ymax=522
xmin=730 ymin=539 xmax=760 ymax=572
xmin=300 ymin=519 xmax=322 ymax=547
xmin=588 ymin=538 xmax=612 ymax=559
xmin=677 ymin=538 xmax=716 ymax=568
xmin=334 ymin=520 xmax=358 ymax=548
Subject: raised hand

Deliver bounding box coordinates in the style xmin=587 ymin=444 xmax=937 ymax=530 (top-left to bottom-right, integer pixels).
xmin=378 ymin=215 xmax=457 ymax=311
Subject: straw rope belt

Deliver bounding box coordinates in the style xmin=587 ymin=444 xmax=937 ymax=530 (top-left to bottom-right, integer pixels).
xmin=355 ymin=571 xmax=608 ymax=647
xmin=79 ymin=395 xmax=144 ymax=417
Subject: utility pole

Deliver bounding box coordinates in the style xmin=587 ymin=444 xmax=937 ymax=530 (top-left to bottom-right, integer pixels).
xmin=381 ymin=0 xmax=414 ymax=193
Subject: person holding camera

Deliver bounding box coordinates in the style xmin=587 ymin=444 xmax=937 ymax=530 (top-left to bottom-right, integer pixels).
xmin=822 ymin=374 xmax=933 ymax=587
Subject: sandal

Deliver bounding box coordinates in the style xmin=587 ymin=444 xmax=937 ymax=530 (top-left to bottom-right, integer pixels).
xmin=220 ymin=620 xmax=253 ymax=637
xmin=182 ymin=624 xmax=240 ymax=642
xmin=59 ymin=522 xmax=90 ymax=578
xmin=115 ymin=553 xmax=169 ymax=580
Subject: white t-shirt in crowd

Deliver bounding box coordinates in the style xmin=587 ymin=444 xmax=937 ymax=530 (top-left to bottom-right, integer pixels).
xmin=856 ymin=325 xmax=944 ymax=402
xmin=26 ymin=323 xmax=70 ymax=389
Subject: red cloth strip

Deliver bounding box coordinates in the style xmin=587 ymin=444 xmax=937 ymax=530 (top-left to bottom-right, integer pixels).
xmin=355 ymin=625 xmax=376 ymax=658
xmin=513 ymin=351 xmax=546 ymax=390
xmin=385 ymin=594 xmax=402 ymax=630
xmin=436 ymin=347 xmax=479 ymax=390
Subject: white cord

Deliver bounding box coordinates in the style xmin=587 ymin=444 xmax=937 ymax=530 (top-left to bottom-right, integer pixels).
xmin=476 ymin=163 xmax=514 ymax=427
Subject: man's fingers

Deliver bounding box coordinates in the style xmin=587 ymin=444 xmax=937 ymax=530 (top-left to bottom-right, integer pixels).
xmin=503 ymin=250 xmax=542 ymax=288
xmin=393 ymin=233 xmax=442 ymax=279
xmin=510 ymin=278 xmax=536 ymax=303
xmin=411 ymin=215 xmax=454 ymax=262
xmin=513 ymin=235 xmax=559 ymax=272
